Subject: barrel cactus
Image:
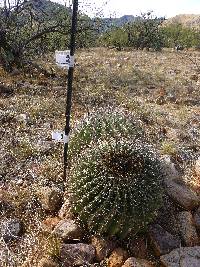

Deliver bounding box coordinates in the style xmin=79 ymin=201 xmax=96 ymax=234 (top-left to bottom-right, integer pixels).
xmin=70 ymin=138 xmax=164 ymax=238
xmin=68 ymin=108 xmax=144 ymax=161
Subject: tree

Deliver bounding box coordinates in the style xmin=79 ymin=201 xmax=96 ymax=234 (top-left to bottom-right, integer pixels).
xmin=0 ymin=0 xmax=97 ymax=71
xmin=126 ymin=12 xmax=165 ymax=51
xmin=162 ymin=23 xmax=199 ymax=48
xmin=99 ymin=26 xmax=128 ymax=50
xmin=99 ymin=12 xmax=165 ymax=51
xmin=0 ymin=0 xmax=71 ymax=70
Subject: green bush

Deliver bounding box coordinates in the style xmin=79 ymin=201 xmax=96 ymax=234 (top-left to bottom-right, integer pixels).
xmin=99 ymin=12 xmax=165 ymax=51
xmin=70 ymin=138 xmax=164 ymax=238
xmin=68 ymin=108 xmax=144 ymax=161
xmin=100 ymin=27 xmax=129 ymax=50
xmin=162 ymin=23 xmax=199 ymax=48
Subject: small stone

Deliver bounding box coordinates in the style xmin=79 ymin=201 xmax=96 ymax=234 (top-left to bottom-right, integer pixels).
xmin=0 ymin=218 xmax=24 ymax=243
xmin=0 ymin=200 xmax=14 ymax=214
xmin=122 ymin=257 xmax=155 ymax=267
xmin=60 ymin=243 xmax=95 ymax=266
xmin=194 ymin=207 xmax=200 ymax=230
xmin=160 ymin=246 xmax=200 ymax=267
xmin=161 ymin=156 xmax=181 ymax=180
xmin=164 ymin=179 xmax=199 ymax=210
xmin=128 ymin=237 xmax=148 ymax=259
xmin=148 ymin=224 xmax=181 ymax=256
xmin=16 ymin=179 xmax=24 ymax=186
xmin=37 ymin=186 xmax=63 ymax=212
xmin=58 ymin=199 xmax=74 ymax=219
xmin=42 ymin=217 xmax=60 ymax=232
xmin=177 ymin=211 xmax=199 ymax=246
xmin=10 ymin=68 xmax=21 ymax=76
xmin=107 ymin=248 xmax=128 ymax=267
xmin=38 ymin=257 xmax=59 ymax=267
xmin=166 ymin=94 xmax=176 ymax=103
xmin=91 ymin=235 xmax=116 ymax=261
xmin=53 ymin=219 xmax=83 ymax=241
xmin=0 ymin=84 xmax=14 ymax=96
xmin=190 ymin=74 xmax=199 ymax=82
xmin=155 ymin=95 xmax=165 ymax=105
xmin=16 ymin=113 xmax=28 ymax=125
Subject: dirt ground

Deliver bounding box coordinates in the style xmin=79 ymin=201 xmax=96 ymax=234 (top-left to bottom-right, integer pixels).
xmin=0 ymin=47 xmax=199 ymax=266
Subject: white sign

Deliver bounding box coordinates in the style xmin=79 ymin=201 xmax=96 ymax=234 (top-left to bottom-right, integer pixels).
xmin=52 ymin=131 xmax=69 ymax=143
xmin=55 ymin=50 xmax=74 ymax=68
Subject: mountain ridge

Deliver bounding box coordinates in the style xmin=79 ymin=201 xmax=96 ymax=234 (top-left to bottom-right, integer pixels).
xmin=12 ymin=1 xmax=200 ymax=29
xmin=164 ymin=14 xmax=200 ymax=29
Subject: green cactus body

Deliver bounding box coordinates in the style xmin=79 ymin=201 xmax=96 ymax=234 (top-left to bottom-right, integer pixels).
xmin=68 ymin=108 xmax=144 ymax=161
xmin=70 ymin=139 xmax=164 ymax=238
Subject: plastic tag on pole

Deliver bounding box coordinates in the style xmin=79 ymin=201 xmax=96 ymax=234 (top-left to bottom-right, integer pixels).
xmin=52 ymin=131 xmax=69 ymax=144
xmin=55 ymin=50 xmax=75 ymax=68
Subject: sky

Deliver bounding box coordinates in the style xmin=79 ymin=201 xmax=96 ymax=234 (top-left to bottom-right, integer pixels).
xmin=53 ymin=0 xmax=200 ymax=18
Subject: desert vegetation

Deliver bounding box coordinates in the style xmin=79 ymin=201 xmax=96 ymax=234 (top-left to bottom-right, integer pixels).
xmin=0 ymin=0 xmax=200 ymax=267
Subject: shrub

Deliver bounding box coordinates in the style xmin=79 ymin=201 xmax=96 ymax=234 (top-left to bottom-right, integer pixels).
xmin=70 ymin=138 xmax=164 ymax=238
xmin=100 ymin=12 xmax=165 ymax=51
xmin=68 ymin=108 xmax=144 ymax=161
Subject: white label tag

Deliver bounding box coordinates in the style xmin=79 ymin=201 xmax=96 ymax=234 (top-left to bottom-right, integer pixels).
xmin=52 ymin=131 xmax=69 ymax=143
xmin=55 ymin=50 xmax=74 ymax=68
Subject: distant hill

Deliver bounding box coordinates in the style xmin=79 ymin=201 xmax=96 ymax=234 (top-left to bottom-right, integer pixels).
xmin=103 ymin=15 xmax=137 ymax=27
xmin=25 ymin=0 xmax=71 ymax=17
xmin=104 ymin=14 xmax=200 ymax=29
xmin=165 ymin=14 xmax=200 ymax=29
xmin=29 ymin=0 xmax=68 ymax=11
xmin=16 ymin=1 xmax=200 ymax=31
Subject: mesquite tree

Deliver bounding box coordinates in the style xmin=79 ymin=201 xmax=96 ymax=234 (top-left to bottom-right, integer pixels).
xmin=0 ymin=0 xmax=96 ymax=71
xmin=0 ymin=0 xmax=68 ymax=70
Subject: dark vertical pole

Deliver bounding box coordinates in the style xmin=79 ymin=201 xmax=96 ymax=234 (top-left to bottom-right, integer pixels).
xmin=64 ymin=0 xmax=79 ymax=181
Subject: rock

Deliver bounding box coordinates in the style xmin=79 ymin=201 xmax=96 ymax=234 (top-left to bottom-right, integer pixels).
xmin=10 ymin=68 xmax=21 ymax=76
xmin=148 ymin=224 xmax=181 ymax=256
xmin=177 ymin=211 xmax=199 ymax=246
xmin=60 ymin=243 xmax=95 ymax=266
xmin=164 ymin=179 xmax=199 ymax=210
xmin=107 ymin=248 xmax=128 ymax=267
xmin=161 ymin=156 xmax=181 ymax=180
xmin=0 ymin=218 xmax=24 ymax=243
xmin=128 ymin=237 xmax=148 ymax=259
xmin=155 ymin=95 xmax=165 ymax=105
xmin=190 ymin=74 xmax=199 ymax=82
xmin=0 ymin=110 xmax=15 ymax=124
xmin=37 ymin=186 xmax=63 ymax=212
xmin=58 ymin=199 xmax=74 ymax=219
xmin=91 ymin=235 xmax=116 ymax=261
xmin=53 ymin=219 xmax=83 ymax=241
xmin=122 ymin=257 xmax=155 ymax=267
xmin=160 ymin=246 xmax=200 ymax=267
xmin=194 ymin=207 xmax=200 ymax=230
xmin=0 ymin=200 xmax=14 ymax=214
xmin=38 ymin=257 xmax=59 ymax=267
xmin=166 ymin=94 xmax=176 ymax=103
xmin=16 ymin=113 xmax=28 ymax=125
xmin=0 ymin=84 xmax=14 ymax=96
xmin=42 ymin=217 xmax=60 ymax=232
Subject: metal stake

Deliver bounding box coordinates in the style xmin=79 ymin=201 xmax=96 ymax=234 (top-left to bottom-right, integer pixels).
xmin=64 ymin=0 xmax=79 ymax=181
